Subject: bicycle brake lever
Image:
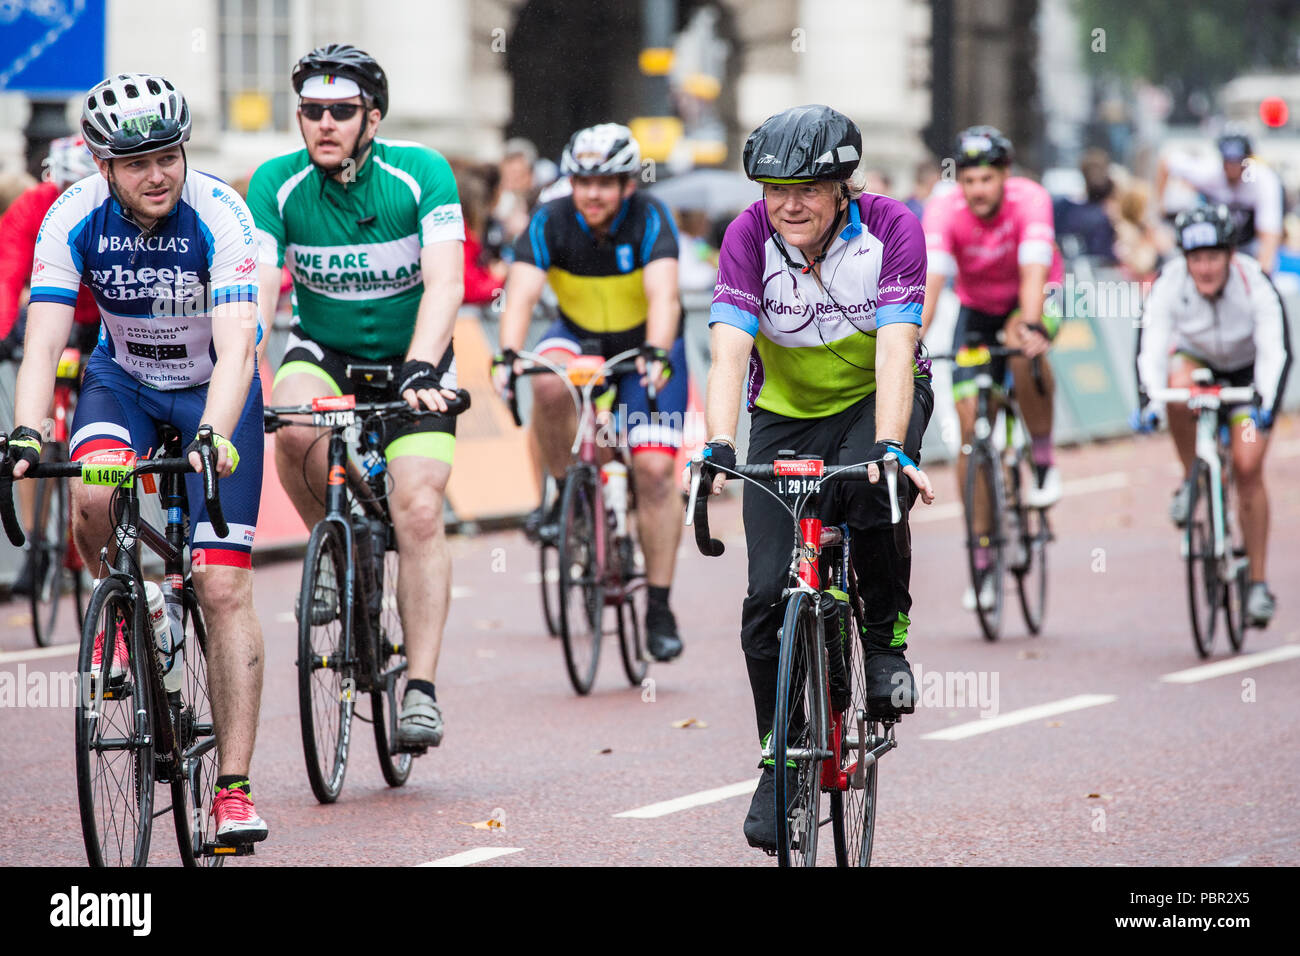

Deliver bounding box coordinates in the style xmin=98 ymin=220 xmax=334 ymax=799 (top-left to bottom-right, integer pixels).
xmin=884 ymin=458 xmax=901 ymax=525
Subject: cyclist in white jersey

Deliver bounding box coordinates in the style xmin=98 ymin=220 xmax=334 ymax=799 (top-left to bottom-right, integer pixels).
xmin=1136 ymin=204 xmax=1291 ymax=625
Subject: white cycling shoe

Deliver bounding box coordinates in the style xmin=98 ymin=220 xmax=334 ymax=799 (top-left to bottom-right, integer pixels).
xmin=1023 ymin=465 xmax=1062 ymax=509
xmin=962 ymin=576 xmax=997 ymax=611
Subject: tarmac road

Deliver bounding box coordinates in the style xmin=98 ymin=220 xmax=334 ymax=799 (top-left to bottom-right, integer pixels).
xmin=1 ymin=427 xmax=1297 ymax=867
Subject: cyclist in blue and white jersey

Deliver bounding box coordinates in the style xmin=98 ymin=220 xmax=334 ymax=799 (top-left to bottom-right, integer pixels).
xmin=9 ymin=73 xmax=270 ymax=844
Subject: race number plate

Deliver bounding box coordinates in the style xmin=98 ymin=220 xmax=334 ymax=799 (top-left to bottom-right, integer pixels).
xmin=311 ymin=394 xmax=356 ymax=427
xmin=773 ymin=458 xmax=823 ymax=495
xmin=955 ymin=345 xmax=992 ymax=368
xmin=81 ymin=449 xmax=137 ymax=487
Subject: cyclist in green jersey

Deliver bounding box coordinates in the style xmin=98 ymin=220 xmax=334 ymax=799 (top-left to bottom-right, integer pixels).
xmin=248 ymin=45 xmax=465 ymax=748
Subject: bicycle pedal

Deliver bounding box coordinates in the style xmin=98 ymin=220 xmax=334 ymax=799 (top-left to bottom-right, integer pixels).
xmin=203 ymin=842 xmax=256 ymax=857
xmin=394 ymin=743 xmax=428 ymax=756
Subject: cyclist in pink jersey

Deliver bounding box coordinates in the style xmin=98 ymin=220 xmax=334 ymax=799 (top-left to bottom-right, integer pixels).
xmin=920 ymin=126 xmax=1064 ymax=611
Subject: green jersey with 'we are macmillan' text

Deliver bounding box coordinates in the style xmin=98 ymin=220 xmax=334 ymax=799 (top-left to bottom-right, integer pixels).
xmin=247 ymin=138 xmax=464 ymax=360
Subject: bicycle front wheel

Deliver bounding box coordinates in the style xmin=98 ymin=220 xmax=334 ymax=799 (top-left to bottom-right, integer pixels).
xmin=373 ymin=547 xmax=413 ymax=787
xmin=964 ymin=445 xmax=1006 ymax=641
xmin=297 ymin=520 xmax=354 ymax=803
xmin=830 ymin=582 xmax=876 ymax=867
xmin=774 ymin=591 xmax=826 ymax=867
xmin=1015 ymin=505 xmax=1049 ymax=635
xmin=557 ymin=465 xmax=604 ymax=695
xmin=171 ymin=587 xmax=223 ymax=866
xmin=1185 ymin=462 xmax=1219 ymax=658
xmin=539 ymin=541 xmax=561 ymax=637
xmin=30 ymin=467 xmax=70 ymax=647
xmin=76 ymin=576 xmax=154 ymax=867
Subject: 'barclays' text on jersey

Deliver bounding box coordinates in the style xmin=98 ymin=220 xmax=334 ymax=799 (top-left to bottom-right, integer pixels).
xmin=97 ymin=234 xmax=192 ymax=254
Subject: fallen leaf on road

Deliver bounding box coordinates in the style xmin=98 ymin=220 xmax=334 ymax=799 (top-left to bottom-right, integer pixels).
xmin=1045 ymin=720 xmax=1063 ymax=727
xmin=473 ymin=619 xmax=503 ymax=631
xmin=8 ymin=613 xmax=32 ymax=627
xmin=594 ymin=747 xmax=613 ymax=755
xmin=1017 ymin=650 xmax=1041 ymax=660
xmin=671 ymin=718 xmax=708 ymax=729
xmin=461 ymin=819 xmax=502 ymax=830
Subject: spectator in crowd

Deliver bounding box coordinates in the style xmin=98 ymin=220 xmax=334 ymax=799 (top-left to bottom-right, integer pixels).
xmin=456 ymin=163 xmax=507 ymax=307
xmin=494 ymin=137 xmax=540 ymax=246
xmin=904 ymin=158 xmax=941 ymax=218
xmin=864 ymin=167 xmax=892 ymax=196
xmin=0 ymin=171 xmax=36 ymax=217
xmin=1053 ymin=148 xmax=1117 ymax=263
xmin=1110 ymin=178 xmax=1161 ymax=281
xmin=673 ymin=207 xmax=718 ymax=294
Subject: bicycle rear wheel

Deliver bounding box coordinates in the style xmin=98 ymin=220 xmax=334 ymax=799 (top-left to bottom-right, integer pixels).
xmin=1015 ymin=505 xmax=1049 ymax=635
xmin=1185 ymin=462 xmax=1219 ymax=658
xmin=774 ymin=591 xmax=825 ymax=867
xmin=171 ymin=587 xmax=223 ymax=866
xmin=830 ymin=580 xmax=876 ymax=867
xmin=557 ymin=465 xmax=604 ymax=695
xmin=373 ymin=546 xmax=413 ymax=786
xmin=76 ymin=576 xmax=154 ymax=867
xmin=29 ymin=467 xmax=69 ymax=647
xmin=964 ymin=445 xmax=1005 ymax=641
xmin=297 ymin=520 xmax=353 ymax=803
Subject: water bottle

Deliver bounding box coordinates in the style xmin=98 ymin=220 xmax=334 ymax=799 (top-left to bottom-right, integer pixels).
xmin=601 ymin=461 xmax=629 ymax=537
xmin=145 ymin=581 xmax=183 ymax=693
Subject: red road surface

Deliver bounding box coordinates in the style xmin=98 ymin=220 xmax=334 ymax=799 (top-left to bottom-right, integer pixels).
xmin=2 ymin=426 xmax=1298 ymax=866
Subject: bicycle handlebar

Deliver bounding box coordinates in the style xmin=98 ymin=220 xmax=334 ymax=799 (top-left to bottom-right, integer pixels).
xmin=685 ymin=457 xmax=901 ymax=558
xmin=925 ymin=346 xmax=1025 ymax=362
xmin=1148 ymin=385 xmax=1256 ymax=407
xmin=264 ymin=389 xmax=472 ymax=431
xmin=0 ymin=433 xmax=227 ymax=548
xmin=504 ymin=348 xmax=659 ymax=429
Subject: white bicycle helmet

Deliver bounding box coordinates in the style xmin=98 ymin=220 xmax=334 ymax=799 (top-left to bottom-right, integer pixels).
xmin=560 ymin=123 xmax=641 ymax=177
xmin=42 ymin=135 xmax=98 ymax=185
xmin=80 ymin=73 xmax=191 ymax=159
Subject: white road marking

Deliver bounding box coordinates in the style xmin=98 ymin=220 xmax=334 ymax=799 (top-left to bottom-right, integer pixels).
xmin=614 ymin=778 xmax=758 ymax=819
xmin=450 ymin=585 xmax=474 ymax=599
xmin=921 ymin=694 xmax=1117 ymax=741
xmin=417 ymin=847 xmax=523 ymax=867
xmin=0 ymin=643 xmax=78 ymax=665
xmin=1159 ymin=645 xmax=1300 ymax=684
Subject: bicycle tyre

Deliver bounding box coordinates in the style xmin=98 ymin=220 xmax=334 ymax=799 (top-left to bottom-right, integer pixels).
xmin=30 ymin=468 xmax=69 ymax=647
xmin=963 ymin=444 xmax=1005 ymax=641
xmin=557 ymin=465 xmax=604 ymax=695
xmin=297 ymin=520 xmax=353 ymax=803
xmin=830 ymin=577 xmax=876 ymax=867
xmin=774 ymin=590 xmax=825 ymax=867
xmin=1015 ymin=505 xmax=1049 ymax=635
xmin=539 ymin=541 xmax=561 ymax=637
xmin=1185 ymin=462 xmax=1219 ymax=658
xmin=617 ymin=571 xmax=649 ymax=687
xmin=76 ymin=576 xmax=154 ymax=867
xmin=373 ymin=547 xmax=413 ymax=787
xmin=1221 ymin=467 xmax=1248 ymax=653
xmin=171 ymin=586 xmax=223 ymax=866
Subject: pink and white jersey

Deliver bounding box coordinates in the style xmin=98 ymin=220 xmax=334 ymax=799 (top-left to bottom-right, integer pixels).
xmin=922 ymin=176 xmax=1064 ymax=315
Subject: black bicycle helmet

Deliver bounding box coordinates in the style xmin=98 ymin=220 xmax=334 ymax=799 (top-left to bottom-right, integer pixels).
xmin=1174 ymin=204 xmax=1236 ymax=251
xmin=743 ymin=105 xmax=862 ymax=183
xmin=1216 ymin=131 xmax=1252 ymax=162
xmin=292 ymin=43 xmax=389 ymax=117
xmin=954 ymin=125 xmax=1013 ymax=169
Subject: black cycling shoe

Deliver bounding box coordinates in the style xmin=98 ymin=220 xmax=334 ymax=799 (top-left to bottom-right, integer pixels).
xmin=524 ymin=482 xmax=565 ymax=546
xmin=743 ymin=763 xmax=801 ymax=854
xmin=863 ymin=648 xmax=916 ymax=717
xmin=645 ymin=601 xmax=683 ymax=662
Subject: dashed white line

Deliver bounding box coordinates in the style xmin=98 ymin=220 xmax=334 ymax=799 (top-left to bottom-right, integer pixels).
xmin=1159 ymin=645 xmax=1300 ymax=684
xmin=417 ymin=847 xmax=523 ymax=867
xmin=921 ymin=694 xmax=1117 ymax=741
xmin=0 ymin=643 xmax=78 ymax=665
xmin=614 ymin=779 xmax=758 ymax=819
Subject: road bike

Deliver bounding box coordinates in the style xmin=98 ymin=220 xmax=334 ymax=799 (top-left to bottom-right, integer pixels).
xmin=930 ymin=344 xmax=1052 ymax=640
xmin=1 ymin=426 xmax=234 ymax=866
xmin=687 ymin=450 xmax=905 ymax=866
xmin=506 ymin=347 xmax=653 ymax=695
xmin=265 ymin=369 xmax=470 ymax=802
xmin=1149 ymin=369 xmax=1254 ymax=657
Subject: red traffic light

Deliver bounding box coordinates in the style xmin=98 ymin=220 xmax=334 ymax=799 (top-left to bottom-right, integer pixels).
xmin=1260 ymin=96 xmax=1289 ymax=128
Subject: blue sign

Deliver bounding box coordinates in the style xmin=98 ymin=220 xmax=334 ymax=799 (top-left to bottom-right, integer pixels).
xmin=0 ymin=0 xmax=106 ymax=95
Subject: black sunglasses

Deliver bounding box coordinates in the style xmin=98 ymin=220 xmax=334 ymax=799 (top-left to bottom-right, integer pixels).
xmin=299 ymin=102 xmax=362 ymax=122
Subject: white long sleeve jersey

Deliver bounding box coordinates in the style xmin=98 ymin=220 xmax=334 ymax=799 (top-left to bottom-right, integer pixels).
xmin=1136 ymin=252 xmax=1291 ymax=416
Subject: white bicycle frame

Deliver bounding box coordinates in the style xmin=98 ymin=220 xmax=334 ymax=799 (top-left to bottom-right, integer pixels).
xmin=1150 ymin=375 xmax=1255 ymax=563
